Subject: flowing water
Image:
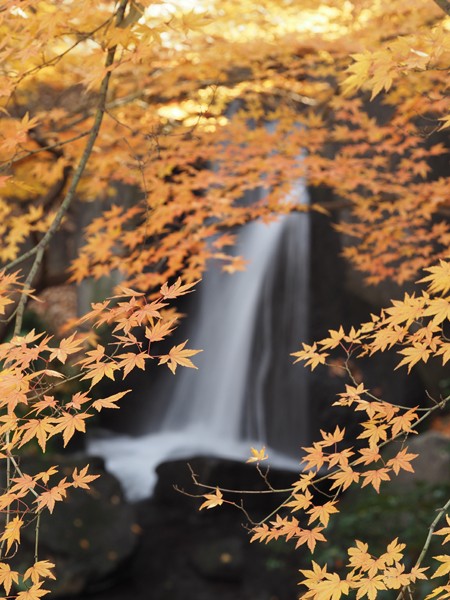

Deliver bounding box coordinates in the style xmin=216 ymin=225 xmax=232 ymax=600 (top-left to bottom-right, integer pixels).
xmin=88 ymin=180 xmax=310 ymax=500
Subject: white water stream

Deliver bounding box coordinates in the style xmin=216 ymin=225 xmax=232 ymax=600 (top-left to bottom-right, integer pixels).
xmin=88 ymin=180 xmax=310 ymax=500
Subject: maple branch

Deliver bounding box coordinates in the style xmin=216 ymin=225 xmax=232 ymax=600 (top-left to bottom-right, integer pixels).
xmin=0 ymin=130 xmax=90 ymax=168
xmin=432 ymin=0 xmax=450 ymax=15
xmin=9 ymin=0 xmax=130 ymax=336
xmin=186 ymin=462 xmax=292 ymax=495
xmin=395 ymin=495 xmax=450 ymax=600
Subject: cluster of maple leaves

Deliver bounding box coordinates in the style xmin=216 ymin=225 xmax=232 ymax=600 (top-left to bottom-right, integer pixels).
xmin=198 ymin=261 xmax=450 ymax=600
xmin=0 ymin=272 xmax=201 ymax=598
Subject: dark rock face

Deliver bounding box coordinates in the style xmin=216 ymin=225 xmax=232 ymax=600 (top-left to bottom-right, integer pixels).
xmin=68 ymin=455 xmax=307 ymax=600
xmin=9 ymin=455 xmax=139 ymax=597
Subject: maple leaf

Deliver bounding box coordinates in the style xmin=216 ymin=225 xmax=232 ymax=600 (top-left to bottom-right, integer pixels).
xmin=390 ymin=408 xmax=418 ymax=437
xmin=250 ymin=524 xmax=272 ymax=544
xmin=348 ymin=540 xmax=375 ymax=571
xmin=16 ymin=582 xmax=50 ymax=600
xmin=420 ymin=261 xmax=450 ymax=296
xmin=320 ymin=426 xmax=346 ymax=447
xmin=92 ymin=390 xmax=130 ymax=412
xmin=49 ymin=333 xmax=85 ymax=364
xmin=423 ymin=297 xmax=450 ymax=325
xmin=246 ymin=446 xmax=268 ymax=463
xmin=311 ymin=572 xmax=350 ymax=600
xmin=34 ymin=466 xmax=58 ymax=486
xmin=396 ymin=343 xmax=431 ymax=372
xmin=34 ymin=479 xmax=70 ymax=513
xmin=291 ymin=342 xmax=328 ymax=371
xmin=52 ymin=412 xmax=92 ymax=447
xmin=0 ymin=516 xmax=23 ymax=552
xmin=432 ymin=555 xmax=450 ymax=579
xmin=330 ymin=467 xmax=360 ymax=491
xmin=117 ymin=352 xmax=149 ymax=378
xmin=0 ymin=562 xmax=19 ymax=595
xmin=9 ymin=473 xmax=37 ymax=497
xmin=318 ymin=327 xmax=346 ymax=350
xmin=300 ymin=560 xmax=329 ymax=589
xmin=18 ymin=418 xmax=55 ymax=452
xmin=72 ymin=465 xmax=100 ymax=489
xmin=285 ymin=489 xmax=313 ymax=512
xmin=81 ymin=361 xmax=118 ymax=387
xmin=435 ymin=515 xmax=450 ymax=545
xmin=436 ymin=342 xmax=450 ymax=366
xmin=199 ymin=487 xmax=223 ymax=510
xmin=307 ymin=501 xmax=339 ymax=527
xmin=24 ymin=561 xmax=56 ymax=585
xmin=354 ymin=574 xmax=387 ymax=599
xmin=379 ymin=538 xmax=406 ymax=566
xmin=361 ymin=468 xmax=391 ymax=493
xmin=295 ymin=527 xmax=326 ymax=552
xmin=145 ymin=319 xmax=176 ymax=342
xmin=160 ymin=278 xmax=200 ymax=299
xmin=386 ymin=448 xmax=417 ymax=474
xmin=158 ymin=340 xmax=202 ymax=374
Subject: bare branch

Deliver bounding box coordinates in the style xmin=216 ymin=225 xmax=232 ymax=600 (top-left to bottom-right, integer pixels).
xmin=10 ymin=0 xmax=130 ymax=336
xmin=432 ymin=0 xmax=450 ymax=15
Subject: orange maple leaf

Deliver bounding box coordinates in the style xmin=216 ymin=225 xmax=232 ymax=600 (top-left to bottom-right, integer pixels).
xmin=53 ymin=412 xmax=92 ymax=447
xmin=160 ymin=278 xmax=200 ymax=299
xmin=158 ymin=340 xmax=202 ymax=374
xmin=72 ymin=465 xmax=100 ymax=489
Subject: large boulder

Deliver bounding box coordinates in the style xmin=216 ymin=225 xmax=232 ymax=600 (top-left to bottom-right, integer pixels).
xmin=10 ymin=454 xmax=139 ymax=597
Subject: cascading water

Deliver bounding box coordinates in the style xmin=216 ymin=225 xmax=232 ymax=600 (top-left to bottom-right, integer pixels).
xmin=88 ymin=180 xmax=310 ymax=500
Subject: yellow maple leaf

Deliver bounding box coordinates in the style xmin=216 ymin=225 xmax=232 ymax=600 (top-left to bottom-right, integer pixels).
xmin=246 ymin=446 xmax=268 ymax=463
xmin=16 ymin=582 xmax=50 ymax=600
xmin=354 ymin=574 xmax=387 ymax=599
xmin=199 ymin=487 xmax=224 ymax=510
xmin=24 ymin=561 xmax=56 ymax=585
xmin=310 ymin=571 xmax=349 ymax=600
xmin=292 ymin=342 xmax=328 ymax=371
xmin=420 ymin=260 xmax=450 ymax=296
xmin=0 ymin=562 xmax=19 ymax=594
xmin=0 ymin=516 xmax=23 ymax=552
xmin=396 ymin=343 xmax=430 ymax=373
xmin=435 ymin=515 xmax=450 ymax=545
xmin=432 ymin=555 xmax=450 ymax=579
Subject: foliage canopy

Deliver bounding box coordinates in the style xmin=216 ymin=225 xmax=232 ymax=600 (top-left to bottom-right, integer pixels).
xmin=0 ymin=0 xmax=449 ymax=598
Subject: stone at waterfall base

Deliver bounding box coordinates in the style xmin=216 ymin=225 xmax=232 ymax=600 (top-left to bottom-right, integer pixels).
xmin=5 ymin=455 xmax=139 ymax=597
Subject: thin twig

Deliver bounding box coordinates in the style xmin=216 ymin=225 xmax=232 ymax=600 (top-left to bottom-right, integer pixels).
xmin=9 ymin=0 xmax=130 ymax=336
xmin=396 ymin=495 xmax=450 ymax=600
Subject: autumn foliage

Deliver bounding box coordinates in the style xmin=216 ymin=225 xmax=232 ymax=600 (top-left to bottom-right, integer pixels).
xmin=0 ymin=0 xmax=450 ymax=598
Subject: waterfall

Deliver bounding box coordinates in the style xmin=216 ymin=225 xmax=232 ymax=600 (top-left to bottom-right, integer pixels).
xmin=87 ymin=181 xmax=310 ymax=501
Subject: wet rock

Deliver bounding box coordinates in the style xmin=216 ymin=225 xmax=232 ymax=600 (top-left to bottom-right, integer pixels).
xmin=13 ymin=454 xmax=139 ymax=597
xmin=189 ymin=537 xmax=245 ymax=582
